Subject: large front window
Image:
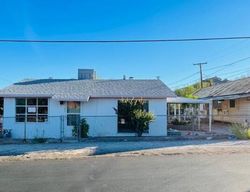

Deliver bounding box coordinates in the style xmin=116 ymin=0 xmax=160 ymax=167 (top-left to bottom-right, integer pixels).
xmin=117 ymin=100 xmax=149 ymax=133
xmin=67 ymin=101 xmax=80 ymax=126
xmin=16 ymin=98 xmax=48 ymax=122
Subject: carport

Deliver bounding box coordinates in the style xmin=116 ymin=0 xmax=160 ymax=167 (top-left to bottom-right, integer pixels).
xmin=167 ymin=97 xmax=212 ymax=132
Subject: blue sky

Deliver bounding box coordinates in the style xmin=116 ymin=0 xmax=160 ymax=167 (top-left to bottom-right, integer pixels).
xmin=0 ymin=0 xmax=250 ymax=89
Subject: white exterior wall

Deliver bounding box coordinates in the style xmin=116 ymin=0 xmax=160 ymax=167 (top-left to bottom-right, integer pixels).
xmin=3 ymin=98 xmax=167 ymax=139
xmin=82 ymin=99 xmax=117 ymax=137
xmin=3 ymin=98 xmax=62 ymax=139
xmin=149 ymin=99 xmax=167 ymax=136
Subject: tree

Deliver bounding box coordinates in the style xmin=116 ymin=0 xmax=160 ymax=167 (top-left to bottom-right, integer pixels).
xmin=175 ymin=81 xmax=212 ymax=98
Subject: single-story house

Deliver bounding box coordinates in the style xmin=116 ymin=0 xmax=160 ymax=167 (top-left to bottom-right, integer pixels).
xmin=0 ymin=70 xmax=176 ymax=139
xmin=194 ymin=77 xmax=250 ymax=124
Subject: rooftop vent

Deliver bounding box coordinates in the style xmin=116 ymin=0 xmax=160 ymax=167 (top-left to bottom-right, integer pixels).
xmin=78 ymin=69 xmax=96 ymax=80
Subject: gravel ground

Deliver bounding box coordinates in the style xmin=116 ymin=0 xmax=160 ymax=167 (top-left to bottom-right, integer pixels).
xmin=1 ymin=140 xmax=250 ymax=161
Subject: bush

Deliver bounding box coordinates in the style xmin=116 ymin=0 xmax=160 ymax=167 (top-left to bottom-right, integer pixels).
xmin=72 ymin=118 xmax=89 ymax=138
xmin=133 ymin=109 xmax=155 ymax=137
xmin=171 ymin=118 xmax=190 ymax=125
xmin=230 ymin=123 xmax=250 ymax=140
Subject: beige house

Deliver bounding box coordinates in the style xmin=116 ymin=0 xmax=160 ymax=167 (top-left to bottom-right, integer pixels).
xmin=195 ymin=77 xmax=250 ymax=124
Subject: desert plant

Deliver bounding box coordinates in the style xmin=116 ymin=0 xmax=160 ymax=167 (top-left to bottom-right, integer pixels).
xmin=133 ymin=109 xmax=155 ymax=137
xmin=72 ymin=118 xmax=89 ymax=138
xmin=229 ymin=123 xmax=250 ymax=140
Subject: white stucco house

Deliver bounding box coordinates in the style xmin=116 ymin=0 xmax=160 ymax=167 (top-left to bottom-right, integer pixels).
xmin=0 ymin=70 xmax=176 ymax=139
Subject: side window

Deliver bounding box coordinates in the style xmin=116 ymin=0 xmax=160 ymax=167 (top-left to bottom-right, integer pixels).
xmin=67 ymin=101 xmax=80 ymax=126
xmin=15 ymin=98 xmax=48 ymax=122
xmin=229 ymin=99 xmax=236 ymax=108
xmin=16 ymin=98 xmax=26 ymax=122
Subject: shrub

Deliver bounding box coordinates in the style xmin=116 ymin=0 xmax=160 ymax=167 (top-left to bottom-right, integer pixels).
xmin=171 ymin=118 xmax=190 ymax=125
xmin=229 ymin=123 xmax=250 ymax=140
xmin=72 ymin=118 xmax=89 ymax=138
xmin=133 ymin=109 xmax=155 ymax=137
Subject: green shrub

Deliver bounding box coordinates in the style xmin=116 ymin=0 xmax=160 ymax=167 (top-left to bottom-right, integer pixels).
xmin=72 ymin=118 xmax=89 ymax=138
xmin=171 ymin=118 xmax=190 ymax=125
xmin=133 ymin=109 xmax=155 ymax=137
xmin=230 ymin=123 xmax=250 ymax=140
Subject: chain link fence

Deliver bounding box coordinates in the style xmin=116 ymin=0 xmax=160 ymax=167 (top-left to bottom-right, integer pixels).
xmin=0 ymin=114 xmax=250 ymax=140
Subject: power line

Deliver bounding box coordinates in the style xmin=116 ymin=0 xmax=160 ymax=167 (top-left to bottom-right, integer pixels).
xmin=205 ymin=39 xmax=250 ymax=63
xmin=1 ymin=36 xmax=250 ymax=44
xmin=172 ymin=56 xmax=250 ymax=88
xmin=204 ymin=67 xmax=250 ymax=80
xmin=168 ymin=72 xmax=199 ymax=85
xmin=203 ymin=56 xmax=250 ymax=78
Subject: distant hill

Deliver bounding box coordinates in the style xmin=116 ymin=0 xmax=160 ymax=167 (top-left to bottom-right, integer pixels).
xmin=175 ymin=76 xmax=228 ymax=98
xmin=204 ymin=76 xmax=228 ymax=85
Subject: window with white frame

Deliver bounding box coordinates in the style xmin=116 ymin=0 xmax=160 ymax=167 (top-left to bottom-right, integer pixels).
xmin=67 ymin=101 xmax=80 ymax=126
xmin=16 ymin=98 xmax=48 ymax=122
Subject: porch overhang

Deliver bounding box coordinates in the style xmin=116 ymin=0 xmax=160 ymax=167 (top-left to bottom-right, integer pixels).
xmin=167 ymin=97 xmax=211 ymax=104
xmin=167 ymin=97 xmax=213 ymax=132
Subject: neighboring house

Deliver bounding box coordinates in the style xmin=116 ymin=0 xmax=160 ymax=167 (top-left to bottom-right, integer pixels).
xmin=0 ymin=70 xmax=176 ymax=139
xmin=194 ymin=77 xmax=250 ymax=124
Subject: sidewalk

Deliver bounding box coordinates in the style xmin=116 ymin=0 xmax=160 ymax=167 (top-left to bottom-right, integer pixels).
xmin=1 ymin=139 xmax=250 ymax=161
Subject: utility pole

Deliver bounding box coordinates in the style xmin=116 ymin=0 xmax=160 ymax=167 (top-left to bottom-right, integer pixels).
xmin=193 ymin=62 xmax=207 ymax=88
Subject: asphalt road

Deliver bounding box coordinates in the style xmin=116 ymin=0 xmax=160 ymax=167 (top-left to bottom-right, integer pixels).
xmin=0 ymin=154 xmax=250 ymax=192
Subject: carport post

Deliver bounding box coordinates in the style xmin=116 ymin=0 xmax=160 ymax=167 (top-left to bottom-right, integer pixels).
xmin=208 ymin=100 xmax=213 ymax=132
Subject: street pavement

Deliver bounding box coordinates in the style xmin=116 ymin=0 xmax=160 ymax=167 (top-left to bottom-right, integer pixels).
xmin=0 ymin=154 xmax=250 ymax=192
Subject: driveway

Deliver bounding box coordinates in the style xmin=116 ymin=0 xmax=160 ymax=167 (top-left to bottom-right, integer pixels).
xmin=0 ymin=154 xmax=250 ymax=192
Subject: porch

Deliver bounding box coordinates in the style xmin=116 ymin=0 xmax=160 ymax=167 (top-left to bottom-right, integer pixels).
xmin=167 ymin=97 xmax=214 ymax=136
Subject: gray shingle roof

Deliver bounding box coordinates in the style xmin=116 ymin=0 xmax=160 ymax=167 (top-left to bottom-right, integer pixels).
xmin=194 ymin=77 xmax=250 ymax=99
xmin=0 ymin=79 xmax=176 ymax=101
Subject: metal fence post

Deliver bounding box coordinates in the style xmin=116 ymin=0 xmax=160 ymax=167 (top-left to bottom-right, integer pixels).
xmin=24 ymin=118 xmax=27 ymax=142
xmin=62 ymin=115 xmax=65 ymax=142
xmin=60 ymin=116 xmax=63 ymax=142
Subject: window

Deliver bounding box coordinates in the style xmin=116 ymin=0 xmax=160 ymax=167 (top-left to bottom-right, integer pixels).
xmin=213 ymin=100 xmax=222 ymax=109
xmin=117 ymin=100 xmax=149 ymax=133
xmin=67 ymin=101 xmax=80 ymax=126
xmin=230 ymin=99 xmax=236 ymax=108
xmin=16 ymin=98 xmax=48 ymax=122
